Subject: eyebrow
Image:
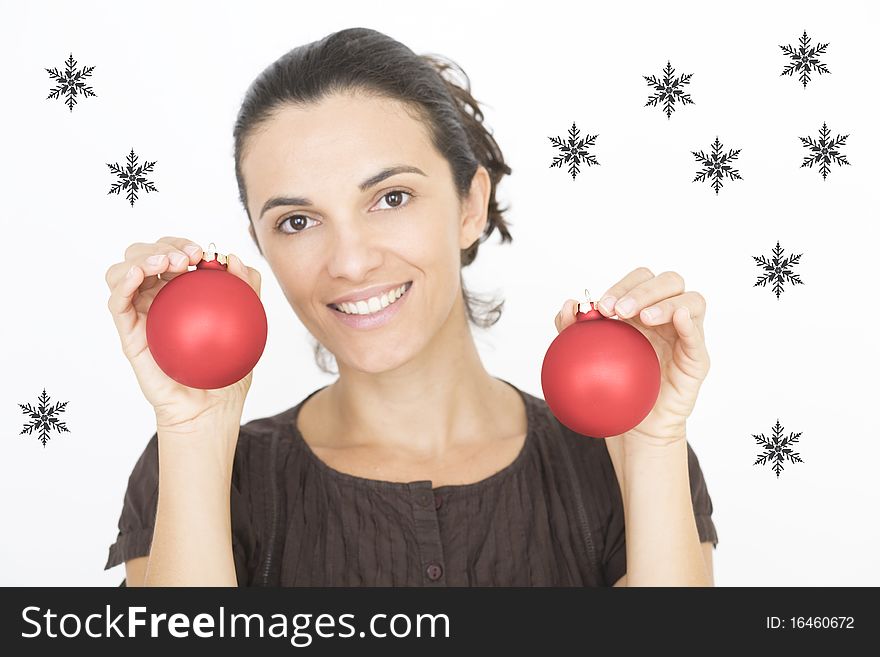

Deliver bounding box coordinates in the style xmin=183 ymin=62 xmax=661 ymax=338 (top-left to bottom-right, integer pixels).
xmin=257 ymin=165 xmax=427 ymax=220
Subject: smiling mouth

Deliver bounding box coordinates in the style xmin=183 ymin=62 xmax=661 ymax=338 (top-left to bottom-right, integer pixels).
xmin=327 ymin=281 xmax=413 ymax=315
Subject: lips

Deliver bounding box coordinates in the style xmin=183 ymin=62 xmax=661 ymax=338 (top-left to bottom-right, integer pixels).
xmin=326 ymin=281 xmax=412 ymax=308
xmin=328 ymin=281 xmax=412 ymax=314
xmin=327 ymin=279 xmax=413 ymax=329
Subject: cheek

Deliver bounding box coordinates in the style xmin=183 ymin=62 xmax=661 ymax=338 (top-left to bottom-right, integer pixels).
xmin=420 ymin=235 xmax=465 ymax=322
xmin=401 ymin=208 xmax=461 ymax=266
xmin=268 ymin=251 xmax=320 ymax=308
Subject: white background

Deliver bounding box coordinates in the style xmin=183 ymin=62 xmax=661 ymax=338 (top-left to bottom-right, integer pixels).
xmin=1 ymin=0 xmax=877 ymax=586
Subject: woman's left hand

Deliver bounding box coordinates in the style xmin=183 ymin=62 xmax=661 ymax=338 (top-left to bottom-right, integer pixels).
xmin=554 ymin=267 xmax=710 ymax=446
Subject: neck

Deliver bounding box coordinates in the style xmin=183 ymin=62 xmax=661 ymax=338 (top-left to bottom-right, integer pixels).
xmin=326 ymin=293 xmax=506 ymax=458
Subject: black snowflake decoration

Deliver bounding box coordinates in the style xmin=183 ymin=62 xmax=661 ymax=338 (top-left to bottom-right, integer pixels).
xmin=692 ymin=136 xmax=742 ymax=194
xmin=753 ymin=419 xmax=804 ymax=478
xmin=799 ymin=122 xmax=850 ymax=180
xmin=107 ymin=148 xmax=159 ymax=207
xmin=780 ymin=30 xmax=830 ymax=88
xmin=549 ymin=121 xmax=599 ymax=180
xmin=19 ymin=388 xmax=70 ymax=448
xmin=644 ymin=60 xmax=695 ymax=119
xmin=46 ymin=52 xmax=97 ymax=112
xmin=753 ymin=240 xmax=804 ymax=299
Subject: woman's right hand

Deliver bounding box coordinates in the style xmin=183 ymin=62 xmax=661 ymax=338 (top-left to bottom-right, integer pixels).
xmin=105 ymin=236 xmax=263 ymax=430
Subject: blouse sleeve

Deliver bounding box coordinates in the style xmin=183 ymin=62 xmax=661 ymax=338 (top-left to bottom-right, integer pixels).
xmin=686 ymin=440 xmax=719 ymax=548
xmin=104 ymin=429 xmax=259 ymax=586
xmin=104 ymin=431 xmax=160 ymax=575
xmin=601 ymin=439 xmax=719 ymax=586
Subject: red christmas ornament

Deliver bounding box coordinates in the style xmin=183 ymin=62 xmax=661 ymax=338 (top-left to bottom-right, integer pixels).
xmin=146 ymin=243 xmax=268 ymax=389
xmin=541 ymin=294 xmax=661 ymax=437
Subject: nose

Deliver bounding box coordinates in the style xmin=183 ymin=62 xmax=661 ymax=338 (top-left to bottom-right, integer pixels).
xmin=325 ymin=218 xmax=385 ymax=282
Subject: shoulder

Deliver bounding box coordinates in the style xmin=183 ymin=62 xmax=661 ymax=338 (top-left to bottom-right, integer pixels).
xmin=518 ymin=387 xmax=620 ymax=500
xmin=516 ymin=387 xmax=624 ymax=584
xmin=521 ymin=389 xmax=718 ymax=545
xmin=231 ymin=392 xmax=316 ymax=476
xmin=235 ymin=405 xmax=294 ymax=454
xmin=520 ymin=388 xmax=616 ymax=471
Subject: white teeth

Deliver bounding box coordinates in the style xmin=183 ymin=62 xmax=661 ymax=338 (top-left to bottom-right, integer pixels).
xmin=333 ymin=283 xmax=410 ymax=315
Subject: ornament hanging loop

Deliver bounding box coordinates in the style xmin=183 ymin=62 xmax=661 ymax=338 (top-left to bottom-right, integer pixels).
xmin=202 ymin=241 xmax=228 ymax=266
xmin=578 ymin=288 xmax=594 ymax=314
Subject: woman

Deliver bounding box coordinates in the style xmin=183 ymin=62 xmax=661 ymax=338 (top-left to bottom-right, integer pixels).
xmin=103 ymin=27 xmax=717 ymax=586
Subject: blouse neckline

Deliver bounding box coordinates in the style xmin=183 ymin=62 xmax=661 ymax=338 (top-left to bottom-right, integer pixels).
xmin=287 ymin=377 xmax=536 ymax=493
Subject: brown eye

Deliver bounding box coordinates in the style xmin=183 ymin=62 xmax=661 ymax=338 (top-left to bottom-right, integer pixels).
xmin=277 ymin=214 xmax=317 ymax=235
xmin=375 ymin=189 xmax=414 ymax=211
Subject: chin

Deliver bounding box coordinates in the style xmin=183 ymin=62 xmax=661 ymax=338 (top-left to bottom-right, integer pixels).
xmin=336 ymin=342 xmax=411 ymax=375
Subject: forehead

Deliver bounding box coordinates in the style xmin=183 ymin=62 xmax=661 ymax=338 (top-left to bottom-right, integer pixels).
xmin=241 ymin=91 xmax=438 ymax=207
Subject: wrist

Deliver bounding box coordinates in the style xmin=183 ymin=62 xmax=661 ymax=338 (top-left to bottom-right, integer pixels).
xmin=157 ymin=413 xmax=241 ymax=461
xmin=623 ymin=430 xmax=687 ymax=456
xmin=155 ymin=404 xmax=243 ymax=435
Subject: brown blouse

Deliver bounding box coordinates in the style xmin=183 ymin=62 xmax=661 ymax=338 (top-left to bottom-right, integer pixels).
xmin=105 ymin=379 xmax=718 ymax=586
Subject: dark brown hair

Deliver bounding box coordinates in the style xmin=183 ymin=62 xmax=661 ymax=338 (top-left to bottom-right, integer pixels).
xmin=232 ymin=27 xmax=513 ymax=374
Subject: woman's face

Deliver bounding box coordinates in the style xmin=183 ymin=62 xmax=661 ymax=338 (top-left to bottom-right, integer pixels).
xmin=241 ymin=90 xmax=488 ymax=374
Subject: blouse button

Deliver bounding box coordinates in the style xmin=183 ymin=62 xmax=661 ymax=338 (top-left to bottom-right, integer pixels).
xmin=434 ymin=493 xmax=443 ymax=510
xmin=425 ymin=561 xmax=444 ymax=581
xmin=416 ymin=491 xmax=432 ymax=507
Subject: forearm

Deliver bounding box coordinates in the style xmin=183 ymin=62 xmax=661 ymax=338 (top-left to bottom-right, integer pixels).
xmin=144 ymin=422 xmax=239 ymax=586
xmin=621 ymin=436 xmax=710 ymax=586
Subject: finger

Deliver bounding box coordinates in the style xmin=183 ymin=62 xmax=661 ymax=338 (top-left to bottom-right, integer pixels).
xmin=135 ymin=252 xmax=181 ymax=290
xmin=121 ymin=238 xmax=199 ymax=267
xmin=111 ymin=239 xmax=202 ymax=290
xmin=638 ymin=291 xmax=706 ymax=326
xmin=150 ymin=236 xmax=203 ymax=282
xmin=671 ymin=306 xmax=709 ymax=366
xmin=596 ymin=267 xmax=656 ymax=317
xmin=155 ymin=236 xmax=204 ymax=262
xmin=105 ymin=253 xmax=159 ymax=294
xmin=106 ymin=263 xmax=147 ymax=340
xmin=606 ymin=270 xmax=684 ymax=320
xmin=105 ymin=245 xmax=160 ymax=290
xmin=554 ymin=299 xmax=580 ymax=333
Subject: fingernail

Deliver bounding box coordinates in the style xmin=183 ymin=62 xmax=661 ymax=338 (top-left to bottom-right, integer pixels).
xmin=616 ymin=297 xmax=635 ymax=317
xmin=183 ymin=244 xmax=201 ymax=258
xmin=147 ymin=254 xmax=166 ymax=265
xmin=126 ymin=265 xmax=138 ymax=278
xmin=642 ymin=306 xmax=660 ymax=321
xmin=599 ymin=296 xmax=616 ymax=313
xmin=169 ymin=253 xmax=187 ymax=267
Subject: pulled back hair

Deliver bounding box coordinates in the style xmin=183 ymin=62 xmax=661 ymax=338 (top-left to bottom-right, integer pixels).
xmin=232 ymin=27 xmax=513 ymax=374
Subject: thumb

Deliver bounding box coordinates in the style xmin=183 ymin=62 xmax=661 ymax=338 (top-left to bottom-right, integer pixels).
xmin=554 ymin=299 xmax=580 ymax=334
xmin=228 ymin=253 xmax=262 ymax=298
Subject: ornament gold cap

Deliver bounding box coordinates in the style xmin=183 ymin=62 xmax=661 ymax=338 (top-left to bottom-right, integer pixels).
xmin=201 ymin=242 xmax=228 ymax=266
